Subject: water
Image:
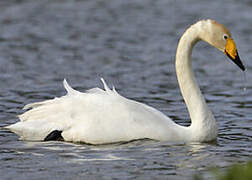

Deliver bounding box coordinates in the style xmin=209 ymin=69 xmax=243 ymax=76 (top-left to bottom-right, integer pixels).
xmin=0 ymin=0 xmax=251 ymax=179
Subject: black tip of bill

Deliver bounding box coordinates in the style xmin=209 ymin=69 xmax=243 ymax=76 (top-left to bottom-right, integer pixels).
xmin=226 ymin=51 xmax=246 ymax=71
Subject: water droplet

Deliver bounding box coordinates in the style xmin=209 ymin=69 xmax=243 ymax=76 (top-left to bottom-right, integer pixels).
xmin=242 ymin=72 xmax=247 ymax=92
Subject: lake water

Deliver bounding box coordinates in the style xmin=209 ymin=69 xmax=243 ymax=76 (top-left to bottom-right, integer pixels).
xmin=0 ymin=0 xmax=251 ymax=179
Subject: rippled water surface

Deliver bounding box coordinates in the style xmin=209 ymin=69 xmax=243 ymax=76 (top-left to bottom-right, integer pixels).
xmin=0 ymin=0 xmax=252 ymax=179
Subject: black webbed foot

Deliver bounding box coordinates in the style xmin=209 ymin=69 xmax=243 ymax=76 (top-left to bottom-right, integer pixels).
xmin=44 ymin=130 xmax=64 ymax=141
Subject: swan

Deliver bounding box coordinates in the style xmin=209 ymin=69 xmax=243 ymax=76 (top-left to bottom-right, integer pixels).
xmin=5 ymin=19 xmax=245 ymax=144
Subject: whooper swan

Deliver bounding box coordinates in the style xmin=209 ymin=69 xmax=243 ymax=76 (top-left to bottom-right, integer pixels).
xmin=5 ymin=19 xmax=245 ymax=144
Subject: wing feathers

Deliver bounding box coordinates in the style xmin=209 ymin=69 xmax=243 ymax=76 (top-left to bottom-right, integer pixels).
xmin=63 ymin=79 xmax=79 ymax=95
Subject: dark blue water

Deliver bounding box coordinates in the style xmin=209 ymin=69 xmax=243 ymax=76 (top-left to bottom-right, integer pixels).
xmin=0 ymin=0 xmax=251 ymax=179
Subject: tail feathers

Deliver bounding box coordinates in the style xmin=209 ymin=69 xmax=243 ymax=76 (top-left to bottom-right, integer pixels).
xmin=20 ymin=98 xmax=68 ymax=122
xmin=19 ymin=78 xmax=120 ymax=122
xmin=22 ymin=79 xmax=77 ymax=112
xmin=100 ymin=78 xmax=111 ymax=92
xmin=100 ymin=78 xmax=119 ymax=95
xmin=63 ymin=79 xmax=80 ymax=96
xmin=112 ymin=86 xmax=119 ymax=94
xmin=23 ymin=78 xmax=118 ymax=111
xmin=6 ymin=121 xmax=63 ymax=141
xmin=23 ymin=98 xmax=58 ymax=110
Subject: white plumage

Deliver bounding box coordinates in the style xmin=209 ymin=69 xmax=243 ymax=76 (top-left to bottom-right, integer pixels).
xmin=8 ymin=78 xmax=185 ymax=144
xmin=6 ymin=19 xmax=245 ymax=144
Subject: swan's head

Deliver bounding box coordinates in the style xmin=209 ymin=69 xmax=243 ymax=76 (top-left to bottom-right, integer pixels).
xmin=201 ymin=19 xmax=245 ymax=71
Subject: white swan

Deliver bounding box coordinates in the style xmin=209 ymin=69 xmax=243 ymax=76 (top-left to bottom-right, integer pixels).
xmin=6 ymin=19 xmax=245 ymax=144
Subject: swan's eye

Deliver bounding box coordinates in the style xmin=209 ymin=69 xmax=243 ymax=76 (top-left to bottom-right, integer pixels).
xmin=223 ymin=35 xmax=228 ymax=40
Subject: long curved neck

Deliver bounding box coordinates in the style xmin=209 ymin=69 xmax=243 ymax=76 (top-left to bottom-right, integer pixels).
xmin=175 ymin=22 xmax=216 ymax=129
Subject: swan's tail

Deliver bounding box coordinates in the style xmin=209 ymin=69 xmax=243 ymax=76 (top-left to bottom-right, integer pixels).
xmin=5 ymin=78 xmax=119 ymax=141
xmin=6 ymin=96 xmax=68 ymax=140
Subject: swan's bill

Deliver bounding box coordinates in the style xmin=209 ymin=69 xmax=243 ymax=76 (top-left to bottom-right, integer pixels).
xmin=225 ymin=50 xmax=245 ymax=71
xmin=224 ymin=38 xmax=245 ymax=71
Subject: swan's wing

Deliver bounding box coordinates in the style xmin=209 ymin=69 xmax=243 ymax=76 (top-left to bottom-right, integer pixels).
xmin=6 ymin=79 xmax=175 ymax=143
xmin=6 ymin=79 xmax=107 ymax=141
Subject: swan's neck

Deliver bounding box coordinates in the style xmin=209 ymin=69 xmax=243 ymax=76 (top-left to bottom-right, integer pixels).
xmin=175 ymin=22 xmax=217 ymax=138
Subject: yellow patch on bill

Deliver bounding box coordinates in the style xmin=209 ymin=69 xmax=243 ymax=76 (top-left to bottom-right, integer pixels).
xmin=225 ymin=38 xmax=237 ymax=59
